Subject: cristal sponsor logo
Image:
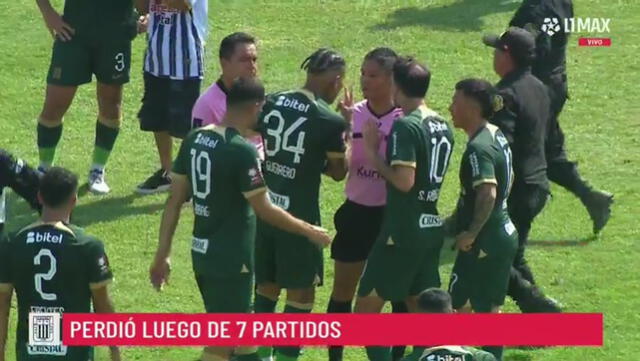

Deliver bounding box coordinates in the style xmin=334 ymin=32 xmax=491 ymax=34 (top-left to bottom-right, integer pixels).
xmin=419 ymin=214 xmax=443 ymax=228
xmin=191 ymin=237 xmax=209 ymax=254
xmin=268 ymin=191 xmax=290 ymax=210
xmin=275 ymin=96 xmax=311 ymax=113
xmin=26 ymin=232 xmax=63 ymax=244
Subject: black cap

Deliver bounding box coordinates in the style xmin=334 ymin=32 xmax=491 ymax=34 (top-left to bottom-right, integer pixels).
xmin=483 ymin=27 xmax=536 ymax=66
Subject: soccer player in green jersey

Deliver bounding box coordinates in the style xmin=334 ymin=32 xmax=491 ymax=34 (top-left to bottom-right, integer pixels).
xmin=356 ymin=56 xmax=454 ymax=361
xmin=400 ymin=288 xmax=497 ymax=361
xmin=149 ymin=78 xmax=331 ymax=361
xmin=253 ymin=48 xmax=350 ymax=361
xmin=35 ymin=0 xmax=140 ymax=194
xmin=447 ymin=79 xmax=519 ymax=361
xmin=0 ymin=168 xmax=120 ymax=361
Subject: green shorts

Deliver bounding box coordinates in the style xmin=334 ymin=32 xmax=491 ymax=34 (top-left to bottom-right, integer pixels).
xmin=357 ymin=229 xmax=444 ymax=302
xmin=255 ymin=221 xmax=323 ymax=289
xmin=47 ymin=34 xmax=132 ymax=86
xmin=195 ymin=273 xmax=253 ymax=313
xmin=448 ymin=221 xmax=518 ymax=312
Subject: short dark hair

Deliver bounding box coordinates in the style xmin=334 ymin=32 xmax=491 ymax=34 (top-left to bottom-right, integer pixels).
xmin=455 ymin=78 xmax=500 ymax=118
xmin=39 ymin=167 xmax=78 ymax=208
xmin=417 ymin=288 xmax=453 ymax=313
xmin=226 ymin=77 xmax=265 ymax=107
xmin=364 ymin=47 xmax=398 ymax=73
xmin=393 ymin=56 xmax=431 ymax=98
xmin=301 ymin=48 xmax=346 ymax=75
xmin=219 ymin=32 xmax=256 ymax=60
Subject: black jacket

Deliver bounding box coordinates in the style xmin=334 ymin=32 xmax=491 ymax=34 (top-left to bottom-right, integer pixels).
xmin=510 ymin=0 xmax=574 ymax=81
xmin=491 ymin=69 xmax=550 ymax=189
xmin=0 ymin=149 xmax=40 ymax=232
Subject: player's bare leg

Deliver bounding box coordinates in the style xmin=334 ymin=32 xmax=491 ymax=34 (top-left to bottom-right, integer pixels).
xmin=255 ymin=283 xmax=282 ymax=361
xmin=355 ymin=294 xmax=389 ymax=361
xmin=37 ymin=84 xmax=77 ymax=171
xmin=327 ymin=261 xmax=365 ymax=361
xmin=201 ymin=346 xmax=232 ymax=361
xmin=154 ymin=131 xmax=173 ymax=173
xmin=479 ymin=306 xmax=504 ymax=361
xmin=271 ymin=288 xmax=315 ymax=361
xmin=90 ymin=82 xmax=123 ymax=194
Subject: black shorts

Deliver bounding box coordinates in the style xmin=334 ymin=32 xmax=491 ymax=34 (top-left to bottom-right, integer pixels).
xmin=331 ymin=200 xmax=384 ymax=262
xmin=138 ymin=72 xmax=201 ymax=138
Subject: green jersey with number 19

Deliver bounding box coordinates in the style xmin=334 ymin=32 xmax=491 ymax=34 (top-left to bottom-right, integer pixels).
xmin=0 ymin=222 xmax=113 ymax=361
xmin=384 ymin=106 xmax=454 ymax=245
xmin=172 ymin=125 xmax=267 ymax=277
xmin=260 ymin=89 xmax=348 ymax=223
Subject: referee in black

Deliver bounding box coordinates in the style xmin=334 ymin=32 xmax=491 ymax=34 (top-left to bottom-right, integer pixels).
xmin=483 ymin=27 xmax=560 ymax=312
xmin=510 ymin=0 xmax=613 ymax=234
xmin=0 ymin=149 xmax=41 ymax=235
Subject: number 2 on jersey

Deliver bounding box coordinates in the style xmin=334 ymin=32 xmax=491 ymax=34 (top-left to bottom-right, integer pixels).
xmin=34 ymin=249 xmax=57 ymax=301
xmin=263 ymin=110 xmax=307 ymax=164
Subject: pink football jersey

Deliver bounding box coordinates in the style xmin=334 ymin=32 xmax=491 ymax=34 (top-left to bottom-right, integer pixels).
xmin=345 ymin=100 xmax=403 ymax=206
xmin=192 ymin=79 xmax=265 ymax=159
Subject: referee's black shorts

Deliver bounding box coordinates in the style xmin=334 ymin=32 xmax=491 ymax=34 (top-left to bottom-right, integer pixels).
xmin=138 ymin=72 xmax=201 ymax=139
xmin=331 ymin=199 xmax=384 ymax=263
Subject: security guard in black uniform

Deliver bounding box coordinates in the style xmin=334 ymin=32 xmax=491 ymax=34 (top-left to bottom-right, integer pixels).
xmin=510 ymin=0 xmax=613 ymax=234
xmin=0 ymin=149 xmax=41 ymax=235
xmin=483 ymin=27 xmax=560 ymax=312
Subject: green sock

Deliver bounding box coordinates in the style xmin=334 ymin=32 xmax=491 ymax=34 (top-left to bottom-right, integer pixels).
xmin=273 ymin=304 xmax=312 ymax=360
xmin=255 ymin=293 xmax=278 ymax=359
xmin=366 ymin=346 xmax=392 ymax=361
xmin=482 ymin=346 xmax=503 ymax=361
xmin=236 ymin=353 xmax=261 ymax=361
xmin=92 ymin=120 xmax=120 ymax=169
xmin=37 ymin=123 xmax=63 ymax=168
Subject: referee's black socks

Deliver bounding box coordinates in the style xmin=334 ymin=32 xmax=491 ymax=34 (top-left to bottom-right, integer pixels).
xmin=327 ymin=299 xmax=352 ymax=361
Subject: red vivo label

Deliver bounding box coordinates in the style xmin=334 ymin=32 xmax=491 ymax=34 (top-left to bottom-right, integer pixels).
xmin=579 ymin=38 xmax=612 ymax=47
xmin=61 ymin=313 xmax=603 ymax=347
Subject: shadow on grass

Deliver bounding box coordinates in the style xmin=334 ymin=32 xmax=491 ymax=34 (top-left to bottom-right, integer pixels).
xmin=372 ymin=0 xmax=520 ymax=32
xmin=528 ymin=235 xmax=598 ymax=247
xmin=5 ymin=191 xmax=165 ymax=230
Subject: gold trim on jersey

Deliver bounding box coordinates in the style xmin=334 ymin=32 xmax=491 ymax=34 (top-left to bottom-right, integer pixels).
xmin=486 ymin=123 xmax=500 ymax=139
xmin=297 ymin=88 xmax=316 ymax=102
xmin=18 ymin=221 xmax=75 ymax=237
xmin=0 ymin=283 xmax=13 ymax=293
xmin=89 ymin=278 xmax=113 ymax=291
xmin=472 ymin=178 xmax=498 ymax=187
xmin=242 ymin=187 xmax=267 ymax=199
xmin=326 ymin=151 xmax=346 ymax=159
xmin=390 ymin=160 xmax=417 ymax=168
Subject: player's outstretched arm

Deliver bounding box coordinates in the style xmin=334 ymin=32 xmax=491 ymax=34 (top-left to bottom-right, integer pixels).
xmin=0 ymin=289 xmax=12 ymax=361
xmin=91 ymin=286 xmax=121 ymax=361
xmin=150 ymin=174 xmax=189 ymax=291
xmin=36 ymin=0 xmax=75 ymax=41
xmin=247 ymin=191 xmax=331 ymax=248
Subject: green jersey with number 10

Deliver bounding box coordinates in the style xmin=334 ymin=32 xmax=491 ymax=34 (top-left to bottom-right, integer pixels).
xmin=260 ymin=89 xmax=348 ymax=224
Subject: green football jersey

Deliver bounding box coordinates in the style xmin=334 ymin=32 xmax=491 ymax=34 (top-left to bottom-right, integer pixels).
xmin=173 ymin=125 xmax=267 ymax=277
xmin=259 ymin=89 xmax=347 ymax=223
xmin=0 ymin=222 xmax=113 ymax=361
xmin=455 ymin=124 xmax=514 ymax=233
xmin=417 ymin=346 xmax=497 ymax=361
xmin=384 ymin=106 xmax=454 ymax=245
xmin=62 ymin=0 xmax=136 ymax=39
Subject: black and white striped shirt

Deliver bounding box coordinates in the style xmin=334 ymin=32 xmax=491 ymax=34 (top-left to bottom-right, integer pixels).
xmin=144 ymin=0 xmax=208 ymax=80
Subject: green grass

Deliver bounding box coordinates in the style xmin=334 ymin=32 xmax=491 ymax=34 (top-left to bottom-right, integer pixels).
xmin=2 ymin=0 xmax=639 ymax=360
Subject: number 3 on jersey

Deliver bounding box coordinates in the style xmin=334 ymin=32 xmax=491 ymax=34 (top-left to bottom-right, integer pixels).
xmin=263 ymin=110 xmax=307 ymax=164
